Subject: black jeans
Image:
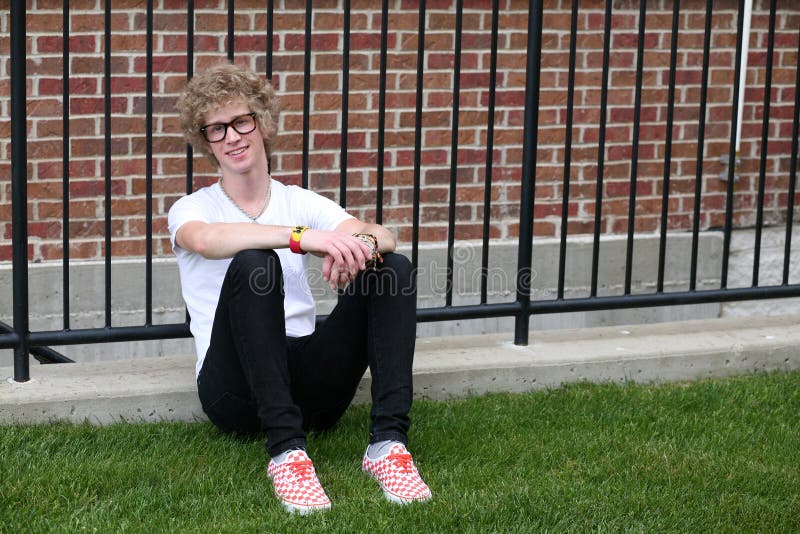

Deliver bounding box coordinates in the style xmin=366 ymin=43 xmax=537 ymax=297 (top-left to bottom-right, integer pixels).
xmin=196 ymin=249 xmax=416 ymax=457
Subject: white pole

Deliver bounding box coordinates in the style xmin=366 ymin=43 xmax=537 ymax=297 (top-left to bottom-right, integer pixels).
xmin=735 ymin=0 xmax=754 ymax=154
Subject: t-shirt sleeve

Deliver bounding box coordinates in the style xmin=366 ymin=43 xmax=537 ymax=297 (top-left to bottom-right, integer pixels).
xmin=167 ymin=194 xmax=212 ymax=250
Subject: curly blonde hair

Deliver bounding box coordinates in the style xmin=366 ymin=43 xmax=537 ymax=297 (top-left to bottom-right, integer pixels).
xmin=176 ymin=62 xmax=280 ymax=167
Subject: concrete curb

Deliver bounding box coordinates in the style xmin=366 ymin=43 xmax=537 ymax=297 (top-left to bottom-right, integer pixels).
xmin=1 ymin=314 xmax=798 ymax=425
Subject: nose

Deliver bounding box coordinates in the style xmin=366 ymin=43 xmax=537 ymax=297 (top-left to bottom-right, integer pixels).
xmin=225 ymin=125 xmax=242 ymax=142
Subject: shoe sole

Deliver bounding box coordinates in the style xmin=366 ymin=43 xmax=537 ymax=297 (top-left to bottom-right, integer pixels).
xmin=363 ymin=468 xmax=432 ymax=505
xmin=282 ymin=501 xmax=332 ymax=515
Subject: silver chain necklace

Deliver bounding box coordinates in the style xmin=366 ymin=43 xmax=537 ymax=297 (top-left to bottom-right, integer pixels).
xmin=218 ymin=177 xmax=271 ymax=223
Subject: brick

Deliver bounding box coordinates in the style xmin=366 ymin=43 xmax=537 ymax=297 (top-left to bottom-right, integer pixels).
xmin=494 ymin=89 xmax=526 ymax=108
xmin=69 ymin=219 xmax=126 ymax=239
xmin=69 ymin=159 xmax=101 ymax=179
xmin=32 ymin=161 xmax=63 ymax=181
xmin=235 ymin=34 xmax=270 ymax=53
xmin=103 ymin=238 xmax=147 ymax=257
xmin=38 ymin=200 xmax=98 ymax=219
xmin=27 ymin=221 xmax=63 ymax=240
xmin=32 ymin=119 xmax=64 ymax=139
xmin=109 ymin=76 xmax=149 ymax=94
xmin=35 ymin=241 xmax=89 ymax=261
xmin=69 ymin=179 xmax=127 ymax=198
xmin=26 ymin=98 xmax=62 ymax=119
xmin=69 ymin=96 xmax=126 ymax=115
xmin=137 ymin=135 xmax=185 ymax=155
xmin=350 ymin=32 xmax=383 ymax=50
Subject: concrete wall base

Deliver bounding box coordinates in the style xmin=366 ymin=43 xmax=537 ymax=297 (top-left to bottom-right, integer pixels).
xmin=1 ymin=314 xmax=798 ymax=426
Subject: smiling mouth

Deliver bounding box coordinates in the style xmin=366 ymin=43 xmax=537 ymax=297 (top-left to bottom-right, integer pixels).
xmin=227 ymin=146 xmax=247 ymax=156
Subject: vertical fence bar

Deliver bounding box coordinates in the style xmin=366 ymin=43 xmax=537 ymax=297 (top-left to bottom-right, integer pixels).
xmin=10 ymin=0 xmax=30 ymax=381
xmin=623 ymin=0 xmax=647 ymax=295
xmin=753 ymin=0 xmax=777 ymax=287
xmin=411 ymin=0 xmax=427 ymax=270
xmin=265 ymin=0 xmax=274 ymax=194
xmin=62 ymin=0 xmax=71 ymax=330
xmin=186 ymin=0 xmax=194 ymax=196
xmin=690 ymin=0 xmax=713 ymax=291
xmin=186 ymin=0 xmax=195 ymax=193
xmin=301 ymin=0 xmax=312 ymax=189
xmin=721 ymin=0 xmax=748 ymax=289
xmin=591 ymin=0 xmax=613 ymax=296
xmin=227 ymin=0 xmax=234 ymax=60
xmin=558 ymin=0 xmax=579 ymax=300
xmin=480 ymin=0 xmax=499 ymax=305
xmin=446 ymin=1 xmax=463 ymax=308
xmin=376 ymin=0 xmax=389 ymax=223
xmin=339 ymin=0 xmax=351 ymax=209
xmin=784 ymin=23 xmax=800 ymax=285
xmin=266 ymin=0 xmax=274 ymax=78
xmin=185 ymin=0 xmax=194 ymax=325
xmin=265 ymin=1 xmax=273 ymax=173
xmin=657 ymin=0 xmax=681 ymax=293
xmin=514 ymin=0 xmax=544 ymax=345
xmin=145 ymin=0 xmax=154 ymax=325
xmin=103 ymin=1 xmax=113 ymax=327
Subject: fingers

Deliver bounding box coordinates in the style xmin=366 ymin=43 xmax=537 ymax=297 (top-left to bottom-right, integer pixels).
xmin=304 ymin=230 xmax=371 ymax=287
xmin=326 ymin=252 xmax=359 ymax=289
xmin=322 ymin=254 xmax=333 ymax=283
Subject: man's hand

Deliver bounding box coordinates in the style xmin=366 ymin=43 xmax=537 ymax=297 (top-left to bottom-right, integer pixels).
xmin=299 ymin=229 xmax=372 ymax=289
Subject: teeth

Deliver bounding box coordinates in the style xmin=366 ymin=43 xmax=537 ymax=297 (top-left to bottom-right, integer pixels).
xmin=229 ymin=147 xmax=246 ymax=156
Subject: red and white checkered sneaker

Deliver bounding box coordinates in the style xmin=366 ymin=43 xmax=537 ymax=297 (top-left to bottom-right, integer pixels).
xmin=362 ymin=443 xmax=432 ymax=504
xmin=267 ymin=450 xmax=331 ymax=515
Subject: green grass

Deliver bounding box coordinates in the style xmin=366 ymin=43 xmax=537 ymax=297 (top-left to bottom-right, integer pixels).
xmin=1 ymin=372 xmax=798 ymax=533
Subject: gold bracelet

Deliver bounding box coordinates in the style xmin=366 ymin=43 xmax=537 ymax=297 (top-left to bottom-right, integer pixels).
xmin=353 ymin=233 xmax=383 ymax=269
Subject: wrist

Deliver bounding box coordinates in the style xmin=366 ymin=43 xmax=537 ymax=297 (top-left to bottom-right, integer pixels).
xmin=353 ymin=232 xmax=383 ymax=269
xmin=289 ymin=225 xmax=309 ymax=254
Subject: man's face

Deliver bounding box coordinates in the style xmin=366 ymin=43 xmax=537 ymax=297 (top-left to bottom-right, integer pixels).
xmin=203 ymin=99 xmax=267 ymax=177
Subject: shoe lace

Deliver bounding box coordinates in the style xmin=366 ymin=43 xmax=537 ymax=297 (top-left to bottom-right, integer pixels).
xmin=287 ymin=460 xmax=315 ymax=483
xmin=386 ymin=452 xmax=415 ymax=474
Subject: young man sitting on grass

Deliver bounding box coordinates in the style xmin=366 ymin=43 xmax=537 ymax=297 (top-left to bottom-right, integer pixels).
xmin=167 ymin=62 xmax=431 ymax=514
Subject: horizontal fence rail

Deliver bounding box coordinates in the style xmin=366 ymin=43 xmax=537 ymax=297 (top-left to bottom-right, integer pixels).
xmin=4 ymin=0 xmax=800 ymax=382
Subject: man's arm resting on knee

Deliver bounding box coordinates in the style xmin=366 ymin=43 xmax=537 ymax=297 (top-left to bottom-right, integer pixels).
xmin=315 ymin=218 xmax=399 ymax=290
xmin=335 ymin=218 xmax=396 ymax=254
xmin=176 ymin=220 xmax=373 ymax=284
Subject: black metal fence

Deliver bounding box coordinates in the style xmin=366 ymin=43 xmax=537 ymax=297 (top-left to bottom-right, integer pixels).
xmin=4 ymin=0 xmax=800 ymax=383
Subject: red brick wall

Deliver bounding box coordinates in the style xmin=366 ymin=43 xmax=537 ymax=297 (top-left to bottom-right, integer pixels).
xmin=1 ymin=0 xmax=798 ymax=261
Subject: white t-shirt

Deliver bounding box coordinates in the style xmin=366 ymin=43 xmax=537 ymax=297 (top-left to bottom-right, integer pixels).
xmin=168 ymin=179 xmax=354 ymax=376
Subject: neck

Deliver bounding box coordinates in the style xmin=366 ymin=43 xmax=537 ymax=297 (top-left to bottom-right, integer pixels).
xmin=220 ymin=171 xmax=268 ymax=197
xmin=219 ymin=172 xmax=271 ymax=219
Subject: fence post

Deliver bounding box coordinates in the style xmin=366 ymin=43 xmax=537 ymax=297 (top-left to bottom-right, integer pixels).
xmin=10 ymin=0 xmax=30 ymax=382
xmin=514 ymin=0 xmax=544 ymax=346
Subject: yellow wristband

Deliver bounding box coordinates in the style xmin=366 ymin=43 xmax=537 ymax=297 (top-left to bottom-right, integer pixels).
xmin=289 ymin=225 xmax=309 ymax=254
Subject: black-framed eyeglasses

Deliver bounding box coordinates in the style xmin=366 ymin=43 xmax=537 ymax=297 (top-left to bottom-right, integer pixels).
xmin=199 ymin=112 xmax=257 ymax=143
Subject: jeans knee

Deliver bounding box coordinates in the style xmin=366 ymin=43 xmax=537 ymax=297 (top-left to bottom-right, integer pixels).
xmin=381 ymin=252 xmax=411 ymax=274
xmin=229 ymin=249 xmax=283 ymax=295
xmin=380 ymin=253 xmax=415 ymax=290
xmin=232 ymin=249 xmax=280 ymax=271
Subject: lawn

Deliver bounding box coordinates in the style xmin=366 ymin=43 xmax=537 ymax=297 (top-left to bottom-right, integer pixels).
xmin=1 ymin=371 xmax=798 ymax=533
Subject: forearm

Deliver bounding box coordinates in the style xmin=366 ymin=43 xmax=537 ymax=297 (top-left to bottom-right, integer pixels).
xmin=362 ymin=223 xmax=396 ymax=254
xmin=178 ymin=222 xmax=292 ymax=259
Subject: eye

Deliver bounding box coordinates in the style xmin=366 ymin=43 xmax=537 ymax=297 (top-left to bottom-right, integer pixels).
xmin=208 ymin=124 xmax=226 ymax=134
xmin=234 ymin=117 xmax=251 ymax=128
